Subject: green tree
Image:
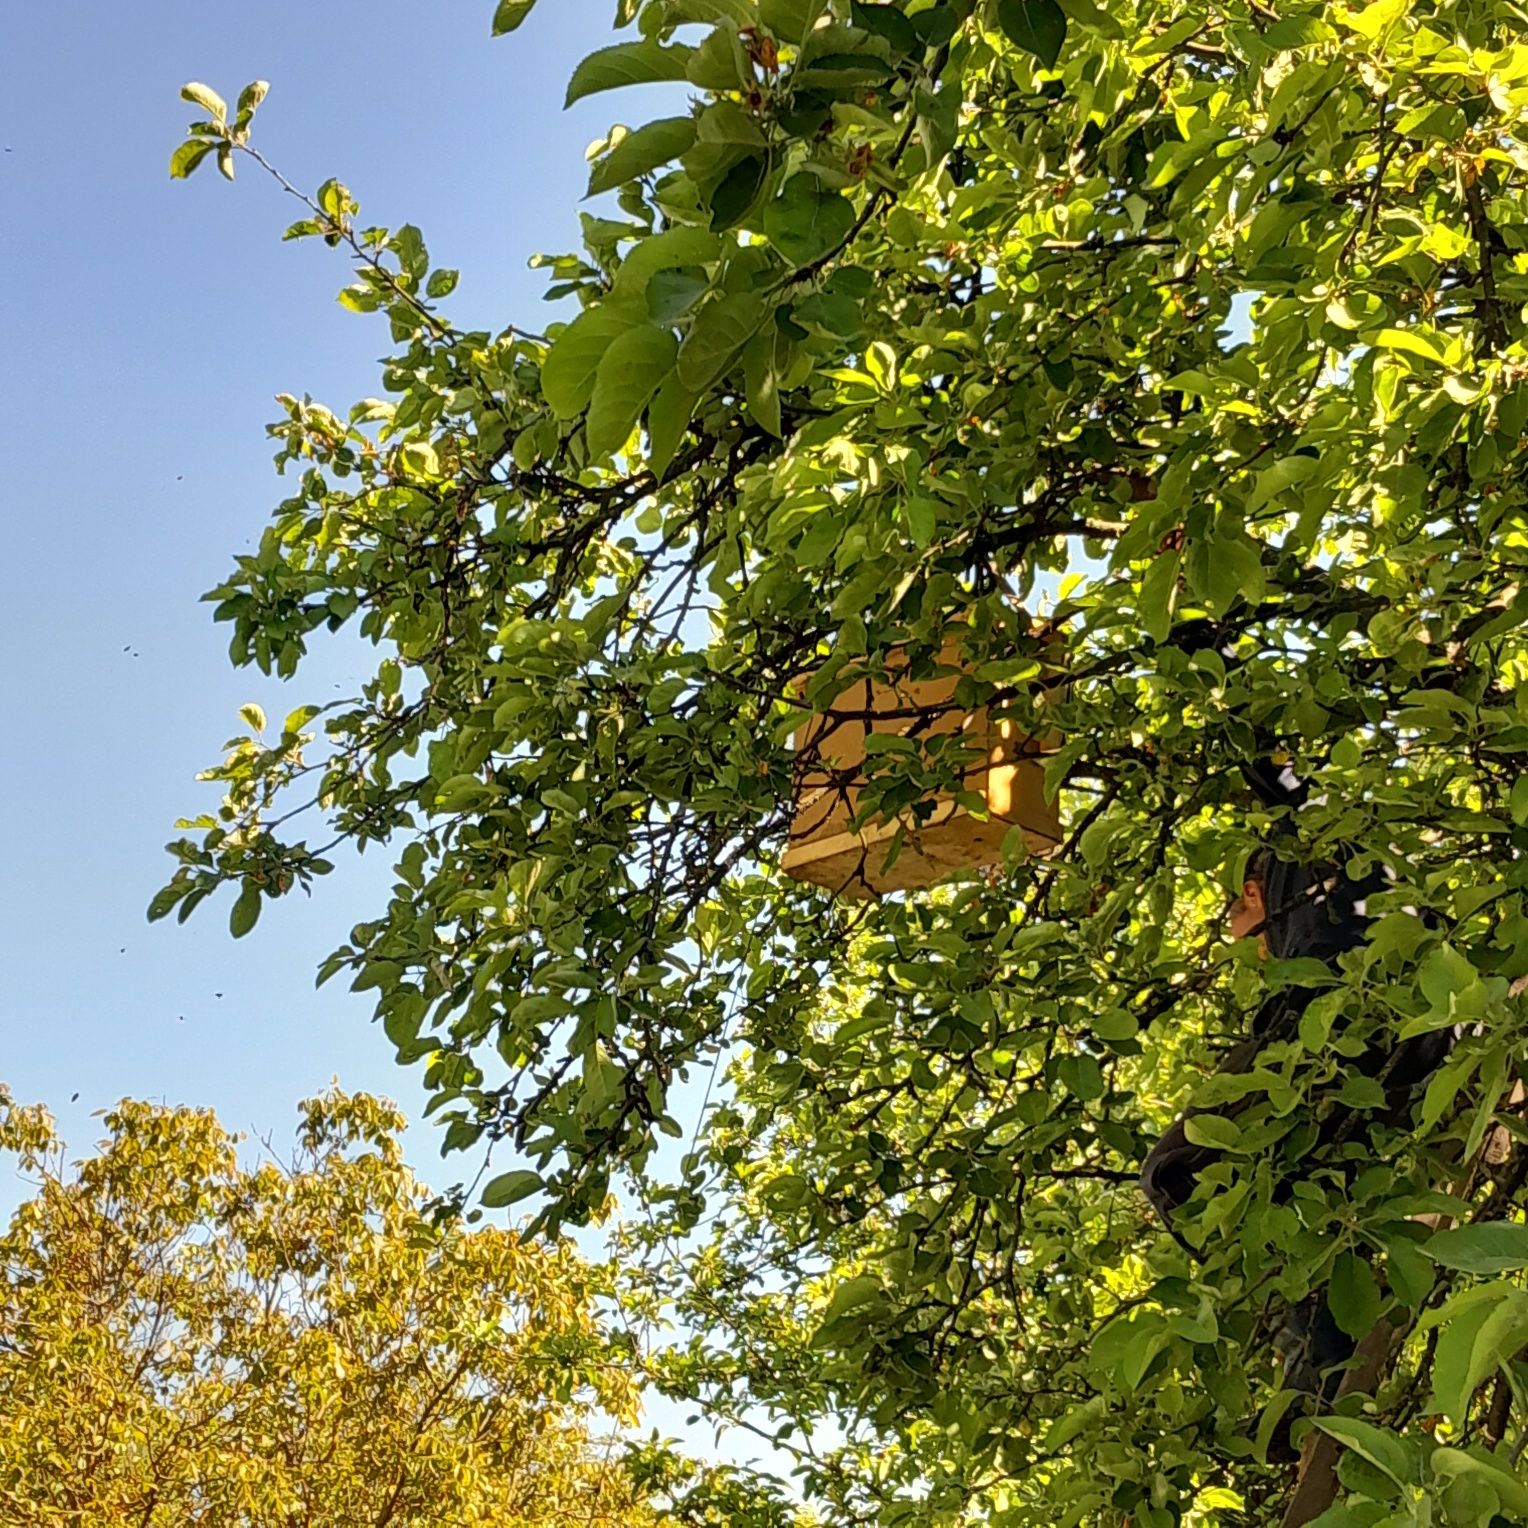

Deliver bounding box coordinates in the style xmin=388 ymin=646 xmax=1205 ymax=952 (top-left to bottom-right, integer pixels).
xmin=163 ymin=1 xmax=1528 ymax=1520
xmin=0 ymin=1087 xmax=651 ymax=1525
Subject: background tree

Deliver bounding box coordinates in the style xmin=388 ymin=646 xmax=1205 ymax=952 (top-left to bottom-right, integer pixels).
xmin=161 ymin=0 xmax=1528 ymax=1522
xmin=0 ymin=1087 xmax=649 ymax=1526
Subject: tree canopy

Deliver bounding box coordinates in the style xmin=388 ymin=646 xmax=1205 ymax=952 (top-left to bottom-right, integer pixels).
xmin=0 ymin=1087 xmax=646 ymax=1525
xmin=161 ymin=0 xmax=1528 ymax=1523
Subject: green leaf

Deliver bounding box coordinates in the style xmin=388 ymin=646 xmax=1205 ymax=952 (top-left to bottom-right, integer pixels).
xmin=1162 ymin=369 xmax=1216 ymax=396
xmin=676 ymin=292 xmax=766 ymax=392
xmin=686 ymin=23 xmax=749 ymax=89
xmin=1328 ymin=1252 xmax=1382 ymax=1340
xmin=229 ymin=885 xmax=262 ymax=939
xmin=904 ymin=496 xmax=937 ymax=547
xmin=1043 ymin=1395 xmax=1105 ymax=1449
xmin=687 ymin=102 xmax=769 ymax=184
xmin=822 ymin=1273 xmax=882 ymax=1319
xmin=1263 ymin=14 xmax=1336 ymax=46
xmin=1253 ymin=1389 xmax=1304 ymax=1465
xmin=1181 ymin=1114 xmax=1243 ymax=1152
xmin=763 ymin=174 xmax=855 ymax=267
xmin=760 ymin=0 xmax=827 ymax=42
xmin=1510 ymin=775 xmax=1528 ymax=827
xmin=853 ymin=2 xmax=921 ymax=55
xmin=1375 ymin=326 xmax=1446 ymax=365
xmin=240 ymin=703 xmax=267 ymax=732
xmin=588 ymin=116 xmax=698 ymax=197
xmin=1339 ymin=0 xmax=1408 ymax=40
xmin=1138 ymin=551 xmax=1180 ymax=643
xmin=146 ymin=884 xmax=187 ymax=923
xmin=565 ymin=41 xmax=695 ymax=107
xmin=794 ymin=52 xmax=895 ymax=89
xmin=667 ymin=0 xmax=753 ymax=19
xmin=1056 ymin=1054 xmax=1104 ymax=1101
xmin=1247 ymin=454 xmax=1318 ymax=511
xmin=646 ymin=375 xmax=700 ymax=479
xmin=582 ymin=1043 xmax=623 ymax=1112
xmin=1192 ymin=526 xmax=1265 ymax=615
xmin=542 ymin=305 xmax=639 ymax=418
xmin=742 ymin=324 xmax=783 ymax=438
xmin=181 ymin=81 xmax=227 ymax=122
xmin=1431 ymin=1285 xmax=1528 ymax=1422
xmin=647 ymin=268 xmax=710 ymax=323
xmin=610 ymin=225 xmax=722 ymax=300
xmin=169 ymin=140 xmax=214 ymax=180
xmin=481 ymin=1169 xmax=544 ymax=1207
xmin=1419 ymin=943 xmax=1478 ymax=1010
xmin=997 ymin=0 xmax=1068 ymax=67
xmin=383 ymin=1002 xmax=422 ymax=1049
xmin=1311 ymin=1417 xmax=1417 ymax=1488
xmin=708 ymin=155 xmax=768 ymax=230
xmin=913 ymin=80 xmax=960 ymax=161
xmin=337 ymin=284 xmax=378 ymax=314
xmin=1426 ymin=1222 xmax=1528 ymax=1275
xmin=492 ymin=0 xmax=538 ymax=32
xmin=1431 ymin=1448 xmax=1528 ymax=1521
xmin=586 ymin=324 xmax=679 ymax=458
xmin=1431 ymin=1292 xmax=1500 ymax=1424
xmin=392 ymin=224 xmax=429 ymax=282
xmin=425 ymin=268 xmax=459 ymax=298
xmin=1053 ymin=0 xmax=1124 ymax=40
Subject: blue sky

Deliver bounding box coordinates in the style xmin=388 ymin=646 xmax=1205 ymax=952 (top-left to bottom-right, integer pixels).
xmin=0 ymin=0 xmax=793 ymax=1471
xmin=0 ymin=0 xmax=662 ymax=1168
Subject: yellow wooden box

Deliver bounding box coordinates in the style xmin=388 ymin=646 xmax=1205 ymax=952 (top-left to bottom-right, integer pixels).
xmin=781 ymin=638 xmax=1062 ymax=899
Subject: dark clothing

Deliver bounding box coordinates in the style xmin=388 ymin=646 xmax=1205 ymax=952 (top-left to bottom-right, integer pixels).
xmin=1138 ymin=996 xmax=1450 ymax=1232
xmin=1140 ymin=853 xmax=1448 ymax=1227
xmin=1260 ymin=856 xmax=1368 ymax=962
xmin=1138 ymin=845 xmax=1451 ymax=1393
xmin=1138 ymin=1032 xmax=1264 ymax=1231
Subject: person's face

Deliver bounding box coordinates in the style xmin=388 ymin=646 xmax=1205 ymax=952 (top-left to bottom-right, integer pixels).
xmin=1228 ymin=877 xmax=1268 ymax=956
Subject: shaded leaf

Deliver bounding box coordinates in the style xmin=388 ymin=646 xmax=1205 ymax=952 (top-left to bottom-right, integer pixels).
xmin=586 ymin=324 xmax=679 ymax=458
xmin=708 ymin=154 xmax=769 ymax=230
xmin=763 ymin=174 xmax=855 ymax=266
xmin=482 ymin=1169 xmax=544 ymax=1207
xmin=541 ymin=305 xmax=640 ymax=418
xmin=676 ymin=292 xmax=766 ymax=391
xmin=760 ymin=0 xmax=827 ymax=42
xmin=997 ymin=0 xmax=1067 ymax=67
xmin=229 ymin=885 xmax=261 ymax=939
xmin=646 ymin=375 xmax=701 ymax=478
xmin=1328 ymin=1252 xmax=1382 ymax=1341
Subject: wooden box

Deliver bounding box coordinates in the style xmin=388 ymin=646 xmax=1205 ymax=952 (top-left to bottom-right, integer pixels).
xmin=781 ymin=638 xmax=1062 ymax=899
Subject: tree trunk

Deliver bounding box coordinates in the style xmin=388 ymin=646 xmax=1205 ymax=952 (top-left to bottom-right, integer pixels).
xmin=1279 ymin=1320 xmax=1398 ymax=1528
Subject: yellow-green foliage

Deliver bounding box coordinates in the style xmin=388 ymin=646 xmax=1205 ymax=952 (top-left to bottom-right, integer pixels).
xmin=0 ymin=1088 xmax=650 ymax=1526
